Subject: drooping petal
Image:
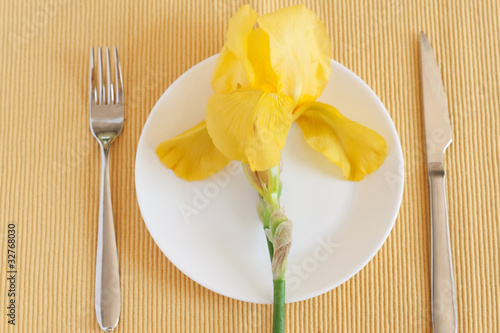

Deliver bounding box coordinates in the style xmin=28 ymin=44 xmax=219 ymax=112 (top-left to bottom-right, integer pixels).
xmin=206 ymin=88 xmax=294 ymax=171
xmin=247 ymin=28 xmax=279 ymax=92
xmin=257 ymin=4 xmax=332 ymax=106
xmin=294 ymin=102 xmax=388 ymax=181
xmin=211 ymin=5 xmax=258 ymax=93
xmin=156 ymin=120 xmax=231 ymax=181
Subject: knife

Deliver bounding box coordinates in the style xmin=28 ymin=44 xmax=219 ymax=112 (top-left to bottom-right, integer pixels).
xmin=420 ymin=31 xmax=457 ymax=333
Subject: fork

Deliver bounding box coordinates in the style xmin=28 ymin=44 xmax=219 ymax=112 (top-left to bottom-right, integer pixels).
xmin=89 ymin=47 xmax=123 ymax=332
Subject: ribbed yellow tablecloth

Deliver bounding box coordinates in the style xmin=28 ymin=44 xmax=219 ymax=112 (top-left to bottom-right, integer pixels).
xmin=1 ymin=0 xmax=498 ymax=332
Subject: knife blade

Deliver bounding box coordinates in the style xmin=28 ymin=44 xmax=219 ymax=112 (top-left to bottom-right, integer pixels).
xmin=420 ymin=31 xmax=457 ymax=333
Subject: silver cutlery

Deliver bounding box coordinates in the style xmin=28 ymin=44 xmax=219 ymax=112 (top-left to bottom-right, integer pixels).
xmin=89 ymin=46 xmax=123 ymax=332
xmin=420 ymin=32 xmax=457 ymax=333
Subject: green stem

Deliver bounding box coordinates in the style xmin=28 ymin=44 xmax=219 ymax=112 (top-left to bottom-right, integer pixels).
xmin=266 ymin=231 xmax=274 ymax=261
xmin=273 ymin=278 xmax=286 ymax=333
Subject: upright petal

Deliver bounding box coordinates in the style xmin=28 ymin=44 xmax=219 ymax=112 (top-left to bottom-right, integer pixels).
xmin=294 ymin=102 xmax=388 ymax=181
xmin=211 ymin=5 xmax=258 ymax=93
xmin=211 ymin=44 xmax=250 ymax=94
xmin=257 ymin=4 xmax=332 ymax=106
xmin=156 ymin=120 xmax=231 ymax=181
xmin=247 ymin=28 xmax=279 ymax=92
xmin=206 ymin=89 xmax=294 ymax=171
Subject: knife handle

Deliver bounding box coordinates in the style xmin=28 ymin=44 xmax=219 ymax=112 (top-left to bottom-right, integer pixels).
xmin=429 ymin=162 xmax=457 ymax=333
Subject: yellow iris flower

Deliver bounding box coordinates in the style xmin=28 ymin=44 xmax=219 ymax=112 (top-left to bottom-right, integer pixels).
xmin=156 ymin=4 xmax=388 ymax=182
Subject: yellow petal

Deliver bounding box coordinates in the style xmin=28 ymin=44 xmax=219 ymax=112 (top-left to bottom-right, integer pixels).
xmin=206 ymin=89 xmax=294 ymax=171
xmin=247 ymin=28 xmax=279 ymax=92
xmin=156 ymin=120 xmax=231 ymax=181
xmin=211 ymin=5 xmax=258 ymax=93
xmin=257 ymin=4 xmax=332 ymax=105
xmin=294 ymin=102 xmax=388 ymax=181
xmin=211 ymin=44 xmax=250 ymax=94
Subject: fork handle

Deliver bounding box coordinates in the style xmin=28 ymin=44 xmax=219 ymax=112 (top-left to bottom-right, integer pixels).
xmin=429 ymin=163 xmax=457 ymax=333
xmin=95 ymin=148 xmax=121 ymax=332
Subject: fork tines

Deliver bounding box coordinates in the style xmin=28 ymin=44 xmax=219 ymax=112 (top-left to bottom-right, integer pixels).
xmin=90 ymin=47 xmax=123 ymax=106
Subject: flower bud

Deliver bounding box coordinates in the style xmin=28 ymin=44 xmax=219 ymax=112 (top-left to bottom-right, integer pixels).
xmin=242 ymin=163 xmax=281 ymax=208
xmin=257 ymin=196 xmax=271 ymax=227
xmin=272 ymin=220 xmax=293 ymax=279
xmin=269 ymin=207 xmax=288 ymax=235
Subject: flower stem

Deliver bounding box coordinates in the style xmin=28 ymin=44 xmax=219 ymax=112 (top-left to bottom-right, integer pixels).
xmin=266 ymin=231 xmax=274 ymax=261
xmin=273 ymin=278 xmax=286 ymax=333
xmin=242 ymin=163 xmax=290 ymax=333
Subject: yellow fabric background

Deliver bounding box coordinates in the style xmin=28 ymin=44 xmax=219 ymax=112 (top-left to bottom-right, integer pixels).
xmin=0 ymin=0 xmax=498 ymax=332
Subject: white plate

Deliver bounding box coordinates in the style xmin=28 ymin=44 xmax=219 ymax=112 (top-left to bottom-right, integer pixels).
xmin=135 ymin=55 xmax=404 ymax=304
